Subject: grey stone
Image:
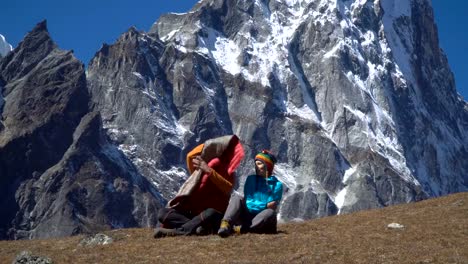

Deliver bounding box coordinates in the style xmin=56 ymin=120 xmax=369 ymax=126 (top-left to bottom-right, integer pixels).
xmin=12 ymin=251 xmax=52 ymax=264
xmin=387 ymin=223 xmax=405 ymax=229
xmin=79 ymin=233 xmax=113 ymax=246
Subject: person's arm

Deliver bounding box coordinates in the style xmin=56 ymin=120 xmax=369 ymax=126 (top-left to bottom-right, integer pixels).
xmin=186 ymin=144 xmax=205 ymax=174
xmin=192 ymin=155 xmax=234 ymax=195
xmin=209 ymin=170 xmax=233 ymax=195
xmin=266 ymin=179 xmax=283 ymax=210
xmin=244 ymin=176 xmax=267 ymax=213
xmin=272 ymin=180 xmax=283 ymax=203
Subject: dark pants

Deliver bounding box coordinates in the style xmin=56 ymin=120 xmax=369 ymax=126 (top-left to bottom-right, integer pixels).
xmin=157 ymin=207 xmax=223 ymax=235
xmin=223 ymin=193 xmax=277 ymax=234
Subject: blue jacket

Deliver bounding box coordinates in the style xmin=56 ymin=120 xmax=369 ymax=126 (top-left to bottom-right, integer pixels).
xmin=244 ymin=174 xmax=283 ymax=214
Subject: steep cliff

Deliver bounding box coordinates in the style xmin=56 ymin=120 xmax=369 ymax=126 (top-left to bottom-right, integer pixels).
xmin=0 ymin=21 xmax=163 ymax=239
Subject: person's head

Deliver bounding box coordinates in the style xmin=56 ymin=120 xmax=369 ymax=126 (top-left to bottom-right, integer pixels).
xmin=254 ymin=150 xmax=277 ymax=177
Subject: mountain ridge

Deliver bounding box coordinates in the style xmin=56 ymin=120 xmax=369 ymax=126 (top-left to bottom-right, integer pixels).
xmin=1 ymin=0 xmax=467 ymax=239
xmin=0 ymin=21 xmax=163 ymax=240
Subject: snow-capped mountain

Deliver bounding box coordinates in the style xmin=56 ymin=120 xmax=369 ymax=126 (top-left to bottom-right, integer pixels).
xmin=1 ymin=0 xmax=467 ymax=239
xmin=90 ymin=0 xmax=467 ymax=220
xmin=0 ymin=34 xmax=12 ymax=57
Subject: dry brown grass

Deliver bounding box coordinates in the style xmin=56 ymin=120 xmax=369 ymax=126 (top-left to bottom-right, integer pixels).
xmin=1 ymin=192 xmax=467 ymax=264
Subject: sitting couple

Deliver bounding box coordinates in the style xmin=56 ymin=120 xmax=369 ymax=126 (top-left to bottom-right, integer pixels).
xmin=154 ymin=135 xmax=283 ymax=238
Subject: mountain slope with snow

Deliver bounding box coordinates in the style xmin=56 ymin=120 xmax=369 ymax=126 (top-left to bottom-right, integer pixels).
xmin=90 ymin=0 xmax=467 ymax=221
xmin=0 ymin=34 xmax=12 ymax=57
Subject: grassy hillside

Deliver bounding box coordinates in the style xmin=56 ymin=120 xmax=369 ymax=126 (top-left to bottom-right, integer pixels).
xmin=1 ymin=192 xmax=467 ymax=263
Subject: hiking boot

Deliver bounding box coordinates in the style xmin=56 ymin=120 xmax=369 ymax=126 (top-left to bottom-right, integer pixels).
xmin=217 ymin=220 xmax=232 ymax=238
xmin=233 ymin=225 xmax=242 ymax=235
xmin=153 ymin=227 xmax=186 ymax=238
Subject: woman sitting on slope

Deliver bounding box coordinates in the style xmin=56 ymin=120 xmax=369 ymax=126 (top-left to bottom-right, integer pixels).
xmin=218 ymin=150 xmax=283 ymax=237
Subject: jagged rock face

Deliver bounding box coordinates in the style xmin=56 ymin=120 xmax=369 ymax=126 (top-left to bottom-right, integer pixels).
xmin=88 ymin=0 xmax=468 ymax=222
xmin=395 ymin=0 xmax=468 ymax=195
xmin=4 ymin=0 xmax=468 ymax=239
xmin=0 ymin=21 xmax=89 ymax=238
xmin=0 ymin=22 xmax=163 ymax=239
xmin=87 ymin=28 xmax=234 ymax=199
xmin=12 ymin=112 xmax=163 ymax=239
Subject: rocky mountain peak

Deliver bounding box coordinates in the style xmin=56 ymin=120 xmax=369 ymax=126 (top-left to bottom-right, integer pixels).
xmin=0 ymin=21 xmax=163 ymax=239
xmin=124 ymin=0 xmax=467 ymax=219
xmin=0 ymin=20 xmax=57 ymax=83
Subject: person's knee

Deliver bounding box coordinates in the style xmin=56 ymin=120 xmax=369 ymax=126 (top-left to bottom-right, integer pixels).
xmin=231 ymin=192 xmax=243 ymax=202
xmin=251 ymin=209 xmax=276 ymax=226
xmin=262 ymin=209 xmax=278 ymax=228
xmin=157 ymin=208 xmax=171 ymax=223
xmin=263 ymin=209 xmax=276 ymax=219
xmin=202 ymin=208 xmax=221 ymax=219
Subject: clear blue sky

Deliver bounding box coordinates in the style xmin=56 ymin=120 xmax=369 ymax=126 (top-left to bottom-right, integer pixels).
xmin=0 ymin=1 xmax=466 ymax=100
xmin=0 ymin=0 xmax=199 ymax=64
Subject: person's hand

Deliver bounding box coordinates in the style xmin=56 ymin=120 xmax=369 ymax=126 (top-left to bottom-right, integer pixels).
xmin=267 ymin=201 xmax=277 ymax=210
xmin=192 ymin=156 xmax=212 ymax=174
